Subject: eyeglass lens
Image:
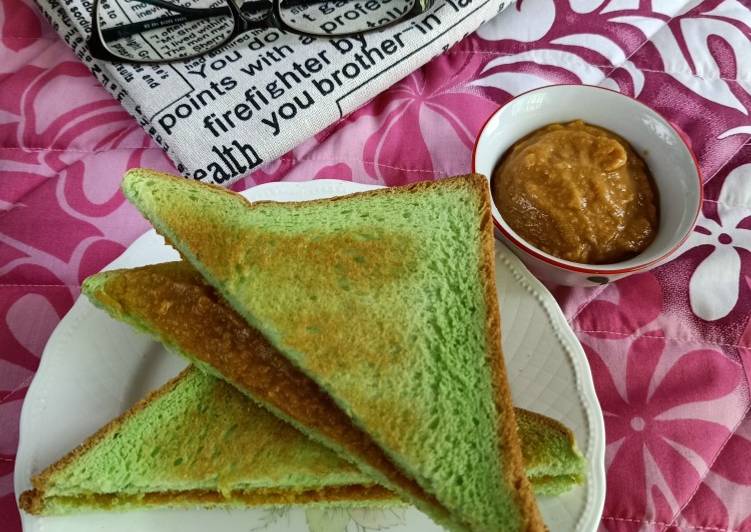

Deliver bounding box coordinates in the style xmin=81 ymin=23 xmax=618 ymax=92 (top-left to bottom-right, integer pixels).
xmin=278 ymin=0 xmax=417 ymax=36
xmin=97 ymin=0 xmax=236 ymax=61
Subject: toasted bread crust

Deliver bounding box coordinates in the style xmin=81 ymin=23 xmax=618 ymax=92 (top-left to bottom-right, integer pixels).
xmin=20 ymin=483 xmax=397 ymax=515
xmin=124 ymin=168 xmax=485 ymax=213
xmin=472 ymin=177 xmax=546 ymax=532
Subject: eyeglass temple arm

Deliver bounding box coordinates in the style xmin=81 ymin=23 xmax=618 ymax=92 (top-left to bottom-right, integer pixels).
xmin=98 ymin=0 xmax=272 ymax=42
xmin=127 ymin=0 xmax=223 ymax=14
xmin=104 ymin=0 xmax=331 ymax=22
xmin=98 ymin=0 xmax=358 ymax=43
xmin=105 ymin=0 xmax=272 ymax=19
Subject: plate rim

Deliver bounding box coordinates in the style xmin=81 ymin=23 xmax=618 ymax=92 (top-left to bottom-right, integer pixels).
xmin=15 ymin=178 xmax=605 ymax=531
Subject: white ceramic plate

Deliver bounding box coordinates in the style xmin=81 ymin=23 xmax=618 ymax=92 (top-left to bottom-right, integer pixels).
xmin=15 ymin=179 xmax=605 ymax=532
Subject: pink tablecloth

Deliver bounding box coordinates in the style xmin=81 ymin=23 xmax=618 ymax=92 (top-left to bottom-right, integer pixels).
xmin=2 ymin=0 xmax=751 ymax=530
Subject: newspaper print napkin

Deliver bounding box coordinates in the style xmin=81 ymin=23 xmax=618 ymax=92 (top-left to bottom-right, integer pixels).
xmin=34 ymin=0 xmax=508 ymax=185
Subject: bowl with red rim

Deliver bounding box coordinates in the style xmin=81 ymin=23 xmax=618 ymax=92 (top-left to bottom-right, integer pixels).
xmin=472 ymin=84 xmax=703 ymax=287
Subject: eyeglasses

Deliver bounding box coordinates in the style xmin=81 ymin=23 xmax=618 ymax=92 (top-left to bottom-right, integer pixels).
xmin=88 ymin=0 xmax=432 ymax=63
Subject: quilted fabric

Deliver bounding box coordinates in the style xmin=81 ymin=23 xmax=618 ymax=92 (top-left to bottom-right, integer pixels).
xmin=1 ymin=0 xmax=750 ymax=530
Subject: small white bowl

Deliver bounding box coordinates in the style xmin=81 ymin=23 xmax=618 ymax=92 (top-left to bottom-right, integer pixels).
xmin=473 ymin=84 xmax=702 ymax=287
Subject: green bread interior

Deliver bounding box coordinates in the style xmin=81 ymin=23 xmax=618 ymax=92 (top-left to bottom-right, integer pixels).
xmin=516 ymin=411 xmax=587 ymax=481
xmin=528 ymin=475 xmax=585 ymax=497
xmin=122 ymin=172 xmax=529 ymax=531
xmin=34 ymin=491 xmax=393 ymax=516
xmin=42 ymin=369 xmax=371 ymax=500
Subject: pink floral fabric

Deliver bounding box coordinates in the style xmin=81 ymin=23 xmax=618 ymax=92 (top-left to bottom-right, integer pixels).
xmin=2 ymin=0 xmax=751 ymax=530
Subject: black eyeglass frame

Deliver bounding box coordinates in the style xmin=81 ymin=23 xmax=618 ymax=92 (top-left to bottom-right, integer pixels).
xmin=88 ymin=0 xmax=433 ymax=64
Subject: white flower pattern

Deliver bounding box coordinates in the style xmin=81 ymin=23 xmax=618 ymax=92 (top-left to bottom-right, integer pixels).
xmin=249 ymin=507 xmax=407 ymax=532
xmin=306 ymin=508 xmax=407 ymax=532
xmin=682 ymin=164 xmax=751 ymax=321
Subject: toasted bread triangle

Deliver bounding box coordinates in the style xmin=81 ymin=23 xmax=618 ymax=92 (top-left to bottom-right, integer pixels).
xmin=121 ymin=170 xmax=545 ymax=531
xmin=20 ymin=367 xmax=392 ymax=516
